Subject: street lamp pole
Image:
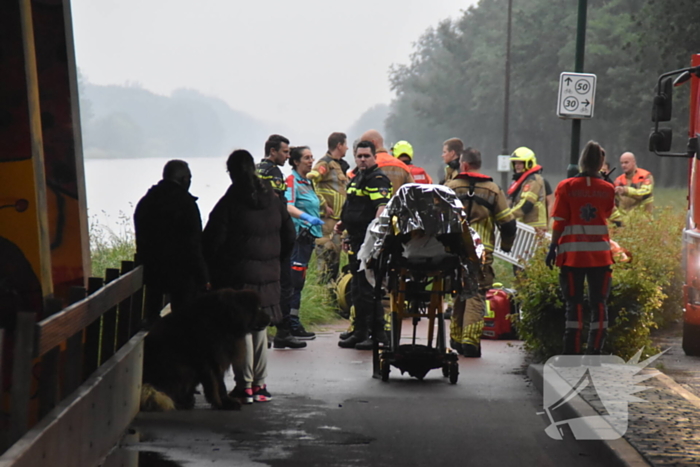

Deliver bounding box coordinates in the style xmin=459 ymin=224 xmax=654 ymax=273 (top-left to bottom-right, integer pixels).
xmin=568 ymin=0 xmax=588 ymax=177
xmin=501 ymin=0 xmax=513 ymax=190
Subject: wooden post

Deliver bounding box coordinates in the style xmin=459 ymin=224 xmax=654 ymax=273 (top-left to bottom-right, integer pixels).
xmin=9 ymin=312 xmax=37 ymax=445
xmin=37 ymin=298 xmax=62 ymax=418
xmin=63 ymin=285 xmax=86 ymax=395
xmin=130 ymin=273 xmax=144 ymax=336
xmin=83 ymin=277 xmax=103 ymax=379
xmin=116 ymin=261 xmax=134 ymax=348
xmin=100 ymin=268 xmax=120 ymax=363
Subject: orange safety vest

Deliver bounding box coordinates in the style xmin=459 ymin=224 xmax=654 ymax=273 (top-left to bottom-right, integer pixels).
xmin=613 ymin=167 xmax=652 ymax=188
xmin=409 ymin=165 xmax=433 ymax=184
xmin=551 ymin=174 xmax=615 ymax=268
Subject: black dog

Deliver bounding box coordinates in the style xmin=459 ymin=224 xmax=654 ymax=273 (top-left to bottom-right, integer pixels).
xmin=141 ymin=288 xmax=269 ymax=411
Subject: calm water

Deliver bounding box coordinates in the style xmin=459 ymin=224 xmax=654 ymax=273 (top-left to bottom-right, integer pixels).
xmin=84 ymin=157 xmax=293 ymax=232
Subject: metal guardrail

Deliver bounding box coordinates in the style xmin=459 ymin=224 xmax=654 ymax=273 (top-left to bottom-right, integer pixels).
xmin=493 ymin=221 xmax=551 ymax=266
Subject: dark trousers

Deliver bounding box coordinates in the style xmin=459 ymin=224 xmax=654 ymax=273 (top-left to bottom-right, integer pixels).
xmin=559 ymin=266 xmax=612 ymax=355
xmin=349 ymin=239 xmax=384 ymax=337
xmin=289 ymin=237 xmax=316 ymax=311
xmin=279 ymin=252 xmax=293 ymax=329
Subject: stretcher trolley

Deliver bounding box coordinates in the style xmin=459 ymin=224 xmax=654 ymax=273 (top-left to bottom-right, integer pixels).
xmin=358 ymin=184 xmax=483 ymax=383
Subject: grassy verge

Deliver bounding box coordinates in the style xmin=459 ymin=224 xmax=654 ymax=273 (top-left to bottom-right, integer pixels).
xmin=89 ymin=212 xmax=136 ymax=277
xmin=298 ymin=252 xmax=344 ymax=329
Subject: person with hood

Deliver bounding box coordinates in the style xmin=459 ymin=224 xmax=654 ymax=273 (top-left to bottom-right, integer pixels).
xmin=507 ymin=147 xmax=548 ymax=229
xmin=134 ymin=159 xmax=209 ymax=323
xmin=203 ymin=149 xmax=296 ymax=404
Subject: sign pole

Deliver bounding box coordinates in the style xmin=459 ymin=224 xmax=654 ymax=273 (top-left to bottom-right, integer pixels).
xmin=501 ymin=0 xmax=513 ymax=190
xmin=568 ymin=0 xmax=588 ymax=177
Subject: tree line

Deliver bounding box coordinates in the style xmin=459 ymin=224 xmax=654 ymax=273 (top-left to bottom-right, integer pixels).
xmin=385 ymin=0 xmax=700 ymax=186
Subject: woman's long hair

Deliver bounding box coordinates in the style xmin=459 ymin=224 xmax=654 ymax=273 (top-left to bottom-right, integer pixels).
xmin=226 ymin=149 xmax=268 ymax=204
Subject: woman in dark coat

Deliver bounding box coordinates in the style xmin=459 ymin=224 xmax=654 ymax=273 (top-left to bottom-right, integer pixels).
xmin=203 ymin=149 xmax=296 ymax=403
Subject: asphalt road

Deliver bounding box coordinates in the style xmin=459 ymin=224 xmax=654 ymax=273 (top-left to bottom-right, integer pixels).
xmin=118 ymin=322 xmax=625 ymax=467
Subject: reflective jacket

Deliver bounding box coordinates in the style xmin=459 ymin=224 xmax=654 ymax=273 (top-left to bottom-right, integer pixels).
xmin=256 ymin=159 xmax=287 ymax=201
xmin=614 ymin=168 xmax=654 ymax=212
xmin=341 ymin=165 xmax=392 ymax=239
xmin=375 ymin=151 xmax=414 ymax=192
xmin=408 ymin=164 xmax=433 ymax=184
xmin=307 ymin=153 xmax=347 ymax=220
xmin=446 ymin=172 xmax=516 ymax=252
xmin=507 ymin=165 xmax=547 ymax=228
xmin=551 ymin=174 xmax=615 ymax=268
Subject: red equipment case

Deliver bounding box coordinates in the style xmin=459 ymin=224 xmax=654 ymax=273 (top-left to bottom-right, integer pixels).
xmin=482 ymin=284 xmax=518 ymax=339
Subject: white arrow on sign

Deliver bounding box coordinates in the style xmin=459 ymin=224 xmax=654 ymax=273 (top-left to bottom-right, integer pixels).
xmin=557 ymin=72 xmax=597 ymax=119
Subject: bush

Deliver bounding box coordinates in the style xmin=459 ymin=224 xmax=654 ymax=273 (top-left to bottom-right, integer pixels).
xmin=89 ymin=211 xmax=136 ymax=277
xmin=515 ymin=207 xmax=683 ymax=361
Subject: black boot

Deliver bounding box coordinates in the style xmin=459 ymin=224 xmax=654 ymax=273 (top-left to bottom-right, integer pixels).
xmin=338 ymin=330 xmax=368 ymax=349
xmin=273 ymin=328 xmax=307 ymax=349
xmin=462 ymin=343 xmax=481 ymax=358
xmin=339 ymin=330 xmax=353 ymax=340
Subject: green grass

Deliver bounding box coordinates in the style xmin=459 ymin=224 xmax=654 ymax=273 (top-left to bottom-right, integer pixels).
xmin=654 ymin=187 xmax=686 ymax=213
xmin=298 ymin=252 xmax=344 ymax=329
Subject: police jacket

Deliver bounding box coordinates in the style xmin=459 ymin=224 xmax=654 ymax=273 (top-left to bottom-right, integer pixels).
xmin=614 ymin=168 xmax=654 ymax=212
xmin=551 ymin=173 xmax=615 ymax=268
xmin=308 ymin=153 xmax=347 ymax=220
xmin=446 ymin=172 xmax=516 ymax=253
xmin=134 ymin=179 xmax=209 ymax=290
xmin=256 ymin=159 xmax=287 ymax=201
xmin=341 ymin=164 xmax=392 ymax=240
xmin=507 ymin=165 xmax=547 ymax=228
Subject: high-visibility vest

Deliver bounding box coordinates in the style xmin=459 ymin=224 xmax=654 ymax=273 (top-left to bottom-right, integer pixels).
xmin=552 ymin=174 xmax=615 ymax=268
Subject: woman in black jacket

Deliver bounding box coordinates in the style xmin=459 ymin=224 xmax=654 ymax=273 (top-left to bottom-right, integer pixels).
xmin=203 ymin=149 xmax=296 ymax=404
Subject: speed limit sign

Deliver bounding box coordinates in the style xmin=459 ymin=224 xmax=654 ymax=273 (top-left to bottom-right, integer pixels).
xmin=557 ymin=72 xmax=597 ymax=119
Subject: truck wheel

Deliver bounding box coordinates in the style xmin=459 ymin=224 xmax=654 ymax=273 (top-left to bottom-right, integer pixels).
xmin=683 ymin=322 xmax=700 ymax=356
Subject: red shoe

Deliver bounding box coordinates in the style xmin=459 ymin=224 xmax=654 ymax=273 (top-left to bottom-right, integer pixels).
xmin=252 ymin=385 xmax=272 ymax=402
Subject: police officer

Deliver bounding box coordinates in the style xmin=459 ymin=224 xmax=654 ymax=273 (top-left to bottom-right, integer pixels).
xmin=507 ymin=147 xmax=548 ymax=229
xmin=308 ymin=132 xmax=349 ymax=284
xmin=335 ymin=140 xmax=393 ymax=350
xmin=446 ymin=148 xmax=516 ymax=357
xmin=257 ymin=134 xmax=291 ymax=198
xmin=546 ymin=141 xmax=615 ymax=355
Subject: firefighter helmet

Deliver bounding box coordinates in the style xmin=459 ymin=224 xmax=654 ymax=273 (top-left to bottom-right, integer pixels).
xmin=392 ymin=140 xmax=413 ymax=161
xmin=510 ymin=147 xmax=537 ymax=171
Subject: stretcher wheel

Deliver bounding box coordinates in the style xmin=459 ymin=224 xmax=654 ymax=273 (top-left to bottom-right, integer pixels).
xmin=448 ymin=363 xmax=459 ymax=384
xmin=442 ymin=364 xmax=449 ymax=377
xmin=381 ymin=360 xmax=390 ymax=382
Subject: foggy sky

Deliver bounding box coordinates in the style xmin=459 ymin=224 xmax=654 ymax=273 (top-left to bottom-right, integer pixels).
xmin=71 ymin=0 xmax=477 ymax=148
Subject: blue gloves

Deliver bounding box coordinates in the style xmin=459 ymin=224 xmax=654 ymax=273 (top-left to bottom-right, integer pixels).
xmin=545 ymin=243 xmax=558 ymax=269
xmin=300 ymin=212 xmax=324 ymax=226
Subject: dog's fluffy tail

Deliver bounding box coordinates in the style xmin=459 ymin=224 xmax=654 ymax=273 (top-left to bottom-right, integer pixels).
xmin=140 ymin=384 xmax=176 ymax=412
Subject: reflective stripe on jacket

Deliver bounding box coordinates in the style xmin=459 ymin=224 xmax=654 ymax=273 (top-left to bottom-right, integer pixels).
xmin=507 ymin=166 xmax=547 ymax=228
xmin=552 ymin=174 xmax=615 ymax=268
xmin=308 ymin=153 xmax=347 ymax=220
xmin=614 ymin=168 xmax=654 ymax=212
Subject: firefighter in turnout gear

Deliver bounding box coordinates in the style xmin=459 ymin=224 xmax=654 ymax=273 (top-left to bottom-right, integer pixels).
xmin=392 ymin=140 xmax=433 ymax=184
xmin=546 ymin=141 xmax=615 ymax=355
xmin=336 ymin=140 xmax=393 ymax=350
xmin=614 ymin=152 xmax=654 ymax=213
xmin=446 ymin=148 xmax=516 ymax=357
xmin=308 ymin=132 xmax=349 ymax=284
xmin=360 ymin=129 xmax=414 ymax=192
xmin=441 ymin=138 xmax=463 ymax=184
xmin=507 ymin=146 xmax=548 ymax=229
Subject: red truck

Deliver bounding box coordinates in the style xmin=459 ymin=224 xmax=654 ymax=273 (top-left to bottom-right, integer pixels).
xmin=649 ymin=54 xmax=700 ymax=355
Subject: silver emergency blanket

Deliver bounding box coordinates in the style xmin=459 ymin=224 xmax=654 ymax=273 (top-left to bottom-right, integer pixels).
xmin=358 ymin=184 xmax=484 ymax=296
